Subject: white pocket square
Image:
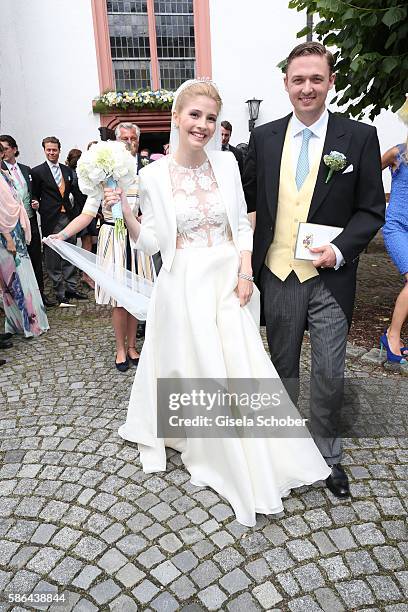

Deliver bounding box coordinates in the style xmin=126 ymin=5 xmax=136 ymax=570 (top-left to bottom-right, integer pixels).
xmin=343 ymin=164 xmax=353 ymax=174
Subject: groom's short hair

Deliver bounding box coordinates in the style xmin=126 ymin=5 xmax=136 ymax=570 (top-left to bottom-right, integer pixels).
xmin=286 ymin=42 xmax=335 ymax=74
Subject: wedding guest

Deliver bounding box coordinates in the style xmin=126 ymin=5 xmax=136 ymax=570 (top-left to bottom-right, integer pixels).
xmin=31 ymin=137 xmax=86 ymax=305
xmin=244 ymin=42 xmax=385 ymax=498
xmin=221 ymin=121 xmax=244 ymax=175
xmin=140 ymin=148 xmax=151 ymax=165
xmin=45 ymin=124 xmax=144 ymax=371
xmin=0 ymin=134 xmax=54 ymax=306
xmin=0 ymin=143 xmax=49 ymax=337
xmin=65 ymin=148 xmax=96 ymax=289
xmin=65 ymin=149 xmax=82 ymax=170
xmin=115 ymin=124 xmax=143 ymax=172
xmin=381 ymin=96 xmax=408 ymax=363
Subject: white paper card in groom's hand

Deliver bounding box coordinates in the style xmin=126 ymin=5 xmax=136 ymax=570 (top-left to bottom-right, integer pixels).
xmin=295 ymin=222 xmax=343 ymax=261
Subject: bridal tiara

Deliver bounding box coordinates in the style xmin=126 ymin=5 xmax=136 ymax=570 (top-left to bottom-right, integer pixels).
xmin=173 ymin=77 xmax=221 ymax=104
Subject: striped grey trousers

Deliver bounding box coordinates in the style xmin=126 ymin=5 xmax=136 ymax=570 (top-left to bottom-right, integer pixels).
xmin=260 ymin=266 xmax=349 ymax=465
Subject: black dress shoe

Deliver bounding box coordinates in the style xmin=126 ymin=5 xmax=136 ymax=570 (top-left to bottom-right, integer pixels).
xmin=115 ymin=357 xmax=129 ymax=372
xmin=0 ymin=340 xmax=13 ymax=349
xmin=0 ymin=333 xmax=13 ymax=341
xmin=326 ymin=463 xmax=350 ymax=498
xmin=65 ymin=291 xmax=87 ymax=300
xmin=41 ymin=294 xmax=57 ymax=307
xmin=0 ymin=359 xmax=6 ymax=367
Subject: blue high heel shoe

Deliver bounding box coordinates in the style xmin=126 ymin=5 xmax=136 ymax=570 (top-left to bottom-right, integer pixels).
xmin=380 ymin=333 xmax=407 ymax=364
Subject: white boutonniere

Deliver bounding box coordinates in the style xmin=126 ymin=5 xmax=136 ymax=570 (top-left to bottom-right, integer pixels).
xmin=141 ymin=158 xmax=150 ymax=167
xmin=323 ymin=151 xmax=347 ymax=183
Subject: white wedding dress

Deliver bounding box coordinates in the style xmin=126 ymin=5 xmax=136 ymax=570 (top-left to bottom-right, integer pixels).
xmin=118 ymin=157 xmax=331 ymax=527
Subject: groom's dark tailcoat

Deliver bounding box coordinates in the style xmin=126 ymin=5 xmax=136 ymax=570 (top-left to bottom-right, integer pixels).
xmin=243 ymin=111 xmax=385 ymax=327
xmin=243 ymin=110 xmax=385 ymax=464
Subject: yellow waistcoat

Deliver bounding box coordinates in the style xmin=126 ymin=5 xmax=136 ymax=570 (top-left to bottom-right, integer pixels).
xmin=265 ymin=123 xmax=324 ymax=282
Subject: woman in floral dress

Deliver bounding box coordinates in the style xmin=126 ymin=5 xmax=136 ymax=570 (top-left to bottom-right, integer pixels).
xmin=0 ymin=144 xmax=49 ymax=337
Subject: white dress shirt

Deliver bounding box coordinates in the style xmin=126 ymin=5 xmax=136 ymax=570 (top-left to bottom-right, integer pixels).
xmin=46 ymin=160 xmax=61 ymax=172
xmin=290 ymin=109 xmax=344 ymax=270
xmin=4 ymin=160 xmax=25 ymax=187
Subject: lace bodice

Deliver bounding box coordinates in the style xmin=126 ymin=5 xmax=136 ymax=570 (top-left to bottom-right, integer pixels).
xmin=169 ymin=157 xmax=232 ymax=248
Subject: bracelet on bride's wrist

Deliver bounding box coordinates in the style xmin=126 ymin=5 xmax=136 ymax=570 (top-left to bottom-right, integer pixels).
xmin=238 ymin=272 xmax=254 ymax=282
xmin=60 ymin=231 xmax=69 ymax=240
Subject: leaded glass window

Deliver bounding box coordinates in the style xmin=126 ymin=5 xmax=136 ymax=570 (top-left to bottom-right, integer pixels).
xmin=107 ymin=1 xmax=147 ymax=13
xmin=107 ymin=2 xmax=151 ymax=89
xmin=154 ymin=1 xmax=193 ymax=14
xmin=155 ymin=14 xmax=195 ymax=59
xmin=113 ymin=61 xmax=151 ymax=90
xmin=106 ymin=0 xmax=196 ymax=91
xmin=158 ymin=59 xmax=194 ymax=90
xmin=154 ymin=0 xmax=195 ymax=89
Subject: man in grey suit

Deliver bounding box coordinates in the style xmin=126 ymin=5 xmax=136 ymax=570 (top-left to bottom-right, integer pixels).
xmin=244 ymin=42 xmax=385 ymax=498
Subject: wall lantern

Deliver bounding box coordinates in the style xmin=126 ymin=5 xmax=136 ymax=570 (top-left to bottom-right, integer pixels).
xmin=246 ymin=97 xmax=263 ymax=131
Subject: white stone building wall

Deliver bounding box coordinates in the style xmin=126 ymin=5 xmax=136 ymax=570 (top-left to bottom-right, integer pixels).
xmin=0 ymin=0 xmax=100 ymax=167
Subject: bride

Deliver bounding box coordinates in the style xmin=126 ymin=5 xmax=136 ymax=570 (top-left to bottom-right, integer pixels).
xmin=102 ymin=79 xmax=331 ymax=527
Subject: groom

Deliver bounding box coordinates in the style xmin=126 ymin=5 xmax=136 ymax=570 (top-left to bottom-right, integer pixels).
xmin=243 ymin=42 xmax=385 ymax=497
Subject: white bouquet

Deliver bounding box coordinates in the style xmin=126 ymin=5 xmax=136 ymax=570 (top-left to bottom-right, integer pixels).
xmin=77 ymin=141 xmax=137 ymax=238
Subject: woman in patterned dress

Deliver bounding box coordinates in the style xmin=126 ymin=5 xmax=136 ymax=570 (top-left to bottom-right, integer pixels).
xmin=46 ymin=131 xmax=145 ymax=372
xmin=0 ymin=143 xmax=49 ymax=337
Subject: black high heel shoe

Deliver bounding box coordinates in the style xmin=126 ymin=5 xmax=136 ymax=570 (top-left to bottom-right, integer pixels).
xmin=127 ymin=347 xmax=140 ymax=366
xmin=115 ymin=356 xmax=129 ymax=372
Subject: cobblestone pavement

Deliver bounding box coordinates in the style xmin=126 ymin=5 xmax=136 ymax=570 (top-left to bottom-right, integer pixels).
xmin=1 ymin=297 xmax=408 ymax=612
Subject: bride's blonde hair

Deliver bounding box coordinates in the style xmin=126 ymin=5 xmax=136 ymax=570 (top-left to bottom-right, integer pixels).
xmin=174 ymin=81 xmax=222 ymax=114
